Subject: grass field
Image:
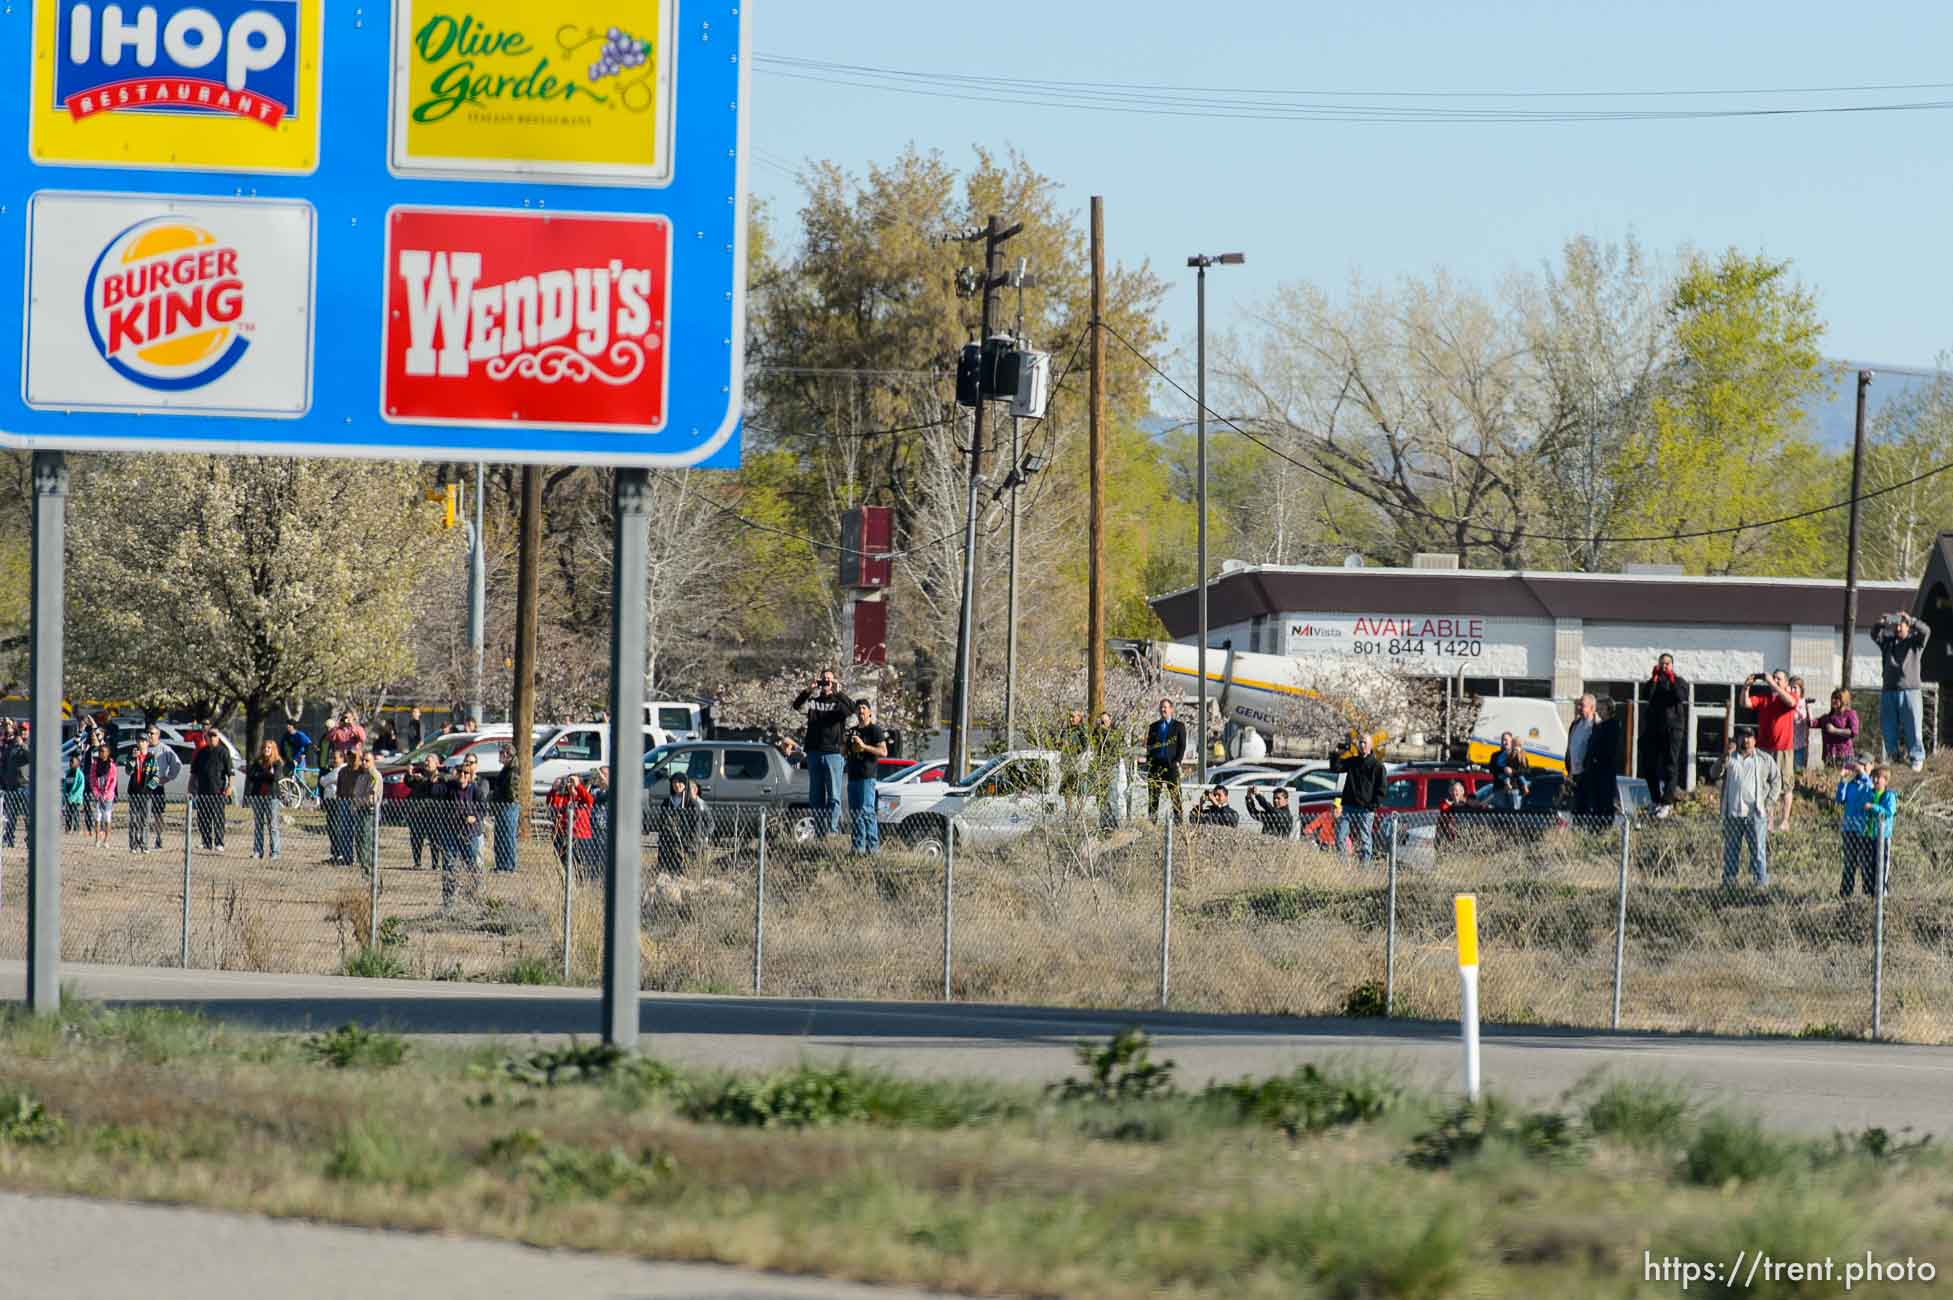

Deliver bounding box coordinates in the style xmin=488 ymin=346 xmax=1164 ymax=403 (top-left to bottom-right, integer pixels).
xmin=0 ymin=1003 xmax=1948 ymax=1298
xmin=3 ymin=770 xmax=1951 ymax=1042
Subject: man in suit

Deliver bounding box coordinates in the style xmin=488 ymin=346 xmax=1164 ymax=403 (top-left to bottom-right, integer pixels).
xmin=1143 ymin=697 xmax=1187 ymax=823
xmin=1567 ymin=693 xmax=1621 ymax=828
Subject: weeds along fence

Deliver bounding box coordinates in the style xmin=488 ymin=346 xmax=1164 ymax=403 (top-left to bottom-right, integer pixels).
xmin=0 ymin=790 xmax=1945 ymax=1043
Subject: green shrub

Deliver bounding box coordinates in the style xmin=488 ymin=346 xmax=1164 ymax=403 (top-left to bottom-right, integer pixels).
xmin=341 ymin=946 xmax=409 ymax=979
xmin=304 ymin=1024 xmax=408 ymax=1070
xmin=688 ymin=1066 xmax=874 ymax=1129
xmin=1407 ymin=1098 xmax=1584 ymax=1170
xmin=1203 ymin=1064 xmax=1400 ymax=1136
xmin=481 ymin=1128 xmax=674 ymax=1202
xmin=1050 ymin=1029 xmax=1177 ymax=1104
xmin=1681 ymin=1112 xmax=1799 ymax=1186
xmin=503 ymin=1041 xmax=629 ymax=1087
xmin=1824 ymin=1126 xmax=1933 ymax=1166
xmin=1581 ymin=1078 xmax=1695 ymax=1151
xmin=496 ymin=956 xmax=556 ymax=987
xmin=1341 ymin=980 xmax=1388 ymax=1018
xmin=375 ymin=916 xmax=409 ymax=949
xmin=0 ymin=1092 xmax=63 ymax=1145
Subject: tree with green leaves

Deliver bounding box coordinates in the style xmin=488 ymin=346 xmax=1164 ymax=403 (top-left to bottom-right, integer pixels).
xmin=65 ymin=456 xmax=456 ymax=751
xmin=1615 ymin=249 xmax=1836 ymax=575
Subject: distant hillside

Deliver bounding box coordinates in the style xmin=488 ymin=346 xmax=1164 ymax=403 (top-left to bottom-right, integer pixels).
xmin=1810 ymin=362 xmax=1941 ymax=452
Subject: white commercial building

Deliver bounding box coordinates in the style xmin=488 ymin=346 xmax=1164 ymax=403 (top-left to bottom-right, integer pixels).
xmin=1150 ymin=559 xmax=1940 ymax=785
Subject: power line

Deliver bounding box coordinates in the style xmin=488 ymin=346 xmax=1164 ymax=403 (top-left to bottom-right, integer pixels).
xmin=759 ymin=55 xmax=1953 ymax=102
xmin=1097 ymin=322 xmax=1953 ymax=547
xmin=754 ymin=56 xmax=1953 ymax=125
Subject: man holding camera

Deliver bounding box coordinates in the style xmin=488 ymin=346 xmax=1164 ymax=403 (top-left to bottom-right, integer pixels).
xmin=1644 ymin=654 xmax=1688 ymax=816
xmin=1745 ymin=669 xmax=1802 ymax=833
xmin=791 ymin=669 xmax=855 ymax=837
xmin=1872 ymin=612 xmax=1930 ymax=771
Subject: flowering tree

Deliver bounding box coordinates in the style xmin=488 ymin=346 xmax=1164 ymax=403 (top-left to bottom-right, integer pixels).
xmin=65 ymin=455 xmax=454 ymax=750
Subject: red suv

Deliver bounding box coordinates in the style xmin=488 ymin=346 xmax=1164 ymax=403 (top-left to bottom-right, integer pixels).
xmin=1290 ymin=765 xmax=1492 ymax=847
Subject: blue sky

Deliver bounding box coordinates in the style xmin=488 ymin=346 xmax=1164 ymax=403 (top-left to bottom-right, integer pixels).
xmin=750 ymin=1 xmax=1953 ymax=381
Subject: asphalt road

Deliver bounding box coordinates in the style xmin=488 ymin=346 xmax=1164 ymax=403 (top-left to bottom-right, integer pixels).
xmin=0 ymin=1191 xmax=949 ymax=1300
xmin=6 ymin=961 xmax=1953 ymax=1135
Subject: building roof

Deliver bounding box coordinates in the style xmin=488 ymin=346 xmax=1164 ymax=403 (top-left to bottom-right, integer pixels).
xmin=1148 ymin=564 xmax=1918 ymax=637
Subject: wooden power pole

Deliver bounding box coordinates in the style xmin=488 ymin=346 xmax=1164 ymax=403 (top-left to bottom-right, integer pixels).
xmin=1087 ymin=196 xmax=1107 ymax=719
xmin=509 ymin=465 xmax=542 ymax=798
xmin=1842 ymin=369 xmax=1872 ymax=692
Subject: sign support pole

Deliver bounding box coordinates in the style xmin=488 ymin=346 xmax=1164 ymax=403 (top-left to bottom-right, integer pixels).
xmin=1455 ymin=893 xmax=1480 ymax=1102
xmin=602 ymin=468 xmax=651 ymax=1049
xmin=26 ymin=451 xmax=65 ymax=1015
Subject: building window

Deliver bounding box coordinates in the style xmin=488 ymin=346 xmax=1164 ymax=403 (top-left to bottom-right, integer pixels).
xmin=1462 ymin=677 xmax=1501 ymax=699
xmin=1505 ymin=679 xmax=1553 ymax=699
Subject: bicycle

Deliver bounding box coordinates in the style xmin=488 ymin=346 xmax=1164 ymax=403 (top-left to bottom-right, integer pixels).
xmin=276 ymin=765 xmax=324 ymax=811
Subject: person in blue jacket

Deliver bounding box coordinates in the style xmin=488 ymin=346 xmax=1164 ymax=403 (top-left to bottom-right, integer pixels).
xmin=1835 ymin=758 xmax=1898 ymax=898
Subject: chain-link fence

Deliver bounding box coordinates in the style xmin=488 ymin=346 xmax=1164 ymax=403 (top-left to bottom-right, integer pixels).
xmin=7 ymin=781 xmax=1946 ymax=1043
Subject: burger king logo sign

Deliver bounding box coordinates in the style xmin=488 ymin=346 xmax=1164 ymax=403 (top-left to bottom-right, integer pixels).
xmin=24 ymin=192 xmax=316 ymax=417
xmin=85 ymin=218 xmax=251 ymax=390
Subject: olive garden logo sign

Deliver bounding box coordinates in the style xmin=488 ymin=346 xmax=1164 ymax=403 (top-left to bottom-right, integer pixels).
xmin=389 ymin=0 xmax=674 ymax=185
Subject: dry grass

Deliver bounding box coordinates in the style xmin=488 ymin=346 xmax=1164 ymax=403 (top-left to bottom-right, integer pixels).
xmin=3 ymin=1005 xmax=1952 ymax=1299
xmin=4 ymin=780 xmax=1953 ymax=1043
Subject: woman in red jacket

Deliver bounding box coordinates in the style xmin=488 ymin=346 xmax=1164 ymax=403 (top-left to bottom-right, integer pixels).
xmin=547 ymin=773 xmax=594 ymax=874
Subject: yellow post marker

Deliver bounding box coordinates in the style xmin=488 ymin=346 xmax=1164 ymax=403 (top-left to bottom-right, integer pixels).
xmin=1455 ymin=893 xmax=1481 ymax=1101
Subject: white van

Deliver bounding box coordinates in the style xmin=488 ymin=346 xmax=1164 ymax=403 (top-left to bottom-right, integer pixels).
xmin=1467 ymin=697 xmax=1570 ymax=774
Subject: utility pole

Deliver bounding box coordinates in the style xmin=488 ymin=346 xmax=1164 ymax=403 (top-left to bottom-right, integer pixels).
xmin=1842 ymin=369 xmax=1873 ymax=692
xmin=467 ymin=462 xmax=485 ymax=725
xmin=1003 ymin=257 xmax=1037 ymax=749
xmin=1186 ymin=251 xmax=1244 ymax=782
xmin=1087 ymin=198 xmax=1106 ymax=721
xmin=510 ymin=466 xmax=542 ymax=799
xmin=948 ymin=214 xmax=1020 ymax=781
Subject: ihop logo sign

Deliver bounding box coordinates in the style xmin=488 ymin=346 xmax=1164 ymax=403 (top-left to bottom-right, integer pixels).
xmin=54 ymin=1 xmax=300 ymax=127
xmin=84 ymin=217 xmax=252 ymax=391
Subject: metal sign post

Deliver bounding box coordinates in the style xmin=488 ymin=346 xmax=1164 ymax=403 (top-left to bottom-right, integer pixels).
xmin=26 ymin=452 xmax=64 ymax=1014
xmin=602 ymin=469 xmax=651 ymax=1048
xmin=5 ymin=3 xmax=751 ymax=1030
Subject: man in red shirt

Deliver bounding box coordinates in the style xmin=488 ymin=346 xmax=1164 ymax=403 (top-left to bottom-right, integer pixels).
xmin=1746 ymin=669 xmax=1802 ymax=833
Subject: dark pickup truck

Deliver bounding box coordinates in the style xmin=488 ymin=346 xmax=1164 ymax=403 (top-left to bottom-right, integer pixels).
xmin=641 ymin=741 xmax=814 ymax=835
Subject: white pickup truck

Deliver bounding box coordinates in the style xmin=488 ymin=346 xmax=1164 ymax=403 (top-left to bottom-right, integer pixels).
xmin=874 ymin=749 xmax=1068 ymax=856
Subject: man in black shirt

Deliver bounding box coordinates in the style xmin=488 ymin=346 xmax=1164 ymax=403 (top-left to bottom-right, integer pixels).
xmin=1644 ymin=654 xmax=1689 ymax=815
xmin=843 ymin=699 xmax=888 ymax=855
xmin=189 ymin=733 xmax=234 ymax=850
xmin=1332 ymin=733 xmax=1386 ymax=862
xmin=791 ymin=669 xmax=854 ymax=838
xmin=1245 ymin=786 xmax=1293 ymax=838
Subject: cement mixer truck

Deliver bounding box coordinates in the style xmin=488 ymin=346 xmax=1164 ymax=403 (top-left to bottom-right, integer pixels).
xmin=1127 ymin=639 xmax=1567 ymax=773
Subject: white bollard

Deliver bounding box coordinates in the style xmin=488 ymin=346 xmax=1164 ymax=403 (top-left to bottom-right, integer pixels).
xmin=1455 ymin=893 xmax=1480 ymax=1102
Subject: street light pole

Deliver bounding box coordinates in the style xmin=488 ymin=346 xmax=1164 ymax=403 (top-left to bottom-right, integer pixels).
xmin=1186 ymin=252 xmax=1244 ymax=784
xmin=468 ymin=461 xmax=485 ymax=724
xmin=1003 ymin=259 xmax=1037 ymax=750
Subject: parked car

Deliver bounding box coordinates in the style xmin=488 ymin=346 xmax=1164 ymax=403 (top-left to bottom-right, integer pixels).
xmin=1400 ymin=772 xmax=1652 ymax=867
xmin=874 ymin=750 xmax=1067 ymax=857
xmin=530 ymin=722 xmax=661 ymax=796
xmin=880 ymin=758 xmax=948 ymax=785
xmin=640 ymin=741 xmax=811 ymax=833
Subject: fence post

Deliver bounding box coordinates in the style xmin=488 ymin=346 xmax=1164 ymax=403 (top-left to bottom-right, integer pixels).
xmin=1611 ymin=815 xmax=1631 ymax=1031
xmin=753 ymin=809 xmax=766 ymax=995
xmin=562 ymin=802 xmax=574 ymax=984
xmin=367 ymin=800 xmax=379 ymax=950
xmin=1158 ymin=816 xmax=1173 ymax=1010
xmin=941 ymin=821 xmax=954 ymax=1001
xmin=180 ymin=796 xmax=192 ymax=968
xmin=1384 ymin=817 xmax=1398 ymax=1017
xmin=1873 ymin=835 xmax=1888 ymax=1040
